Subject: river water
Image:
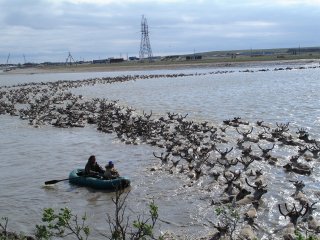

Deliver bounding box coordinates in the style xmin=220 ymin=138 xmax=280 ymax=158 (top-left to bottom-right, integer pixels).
xmin=0 ymin=62 xmax=320 ymax=239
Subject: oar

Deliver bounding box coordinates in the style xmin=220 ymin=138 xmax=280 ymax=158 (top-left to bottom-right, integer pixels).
xmin=45 ymin=176 xmax=86 ymax=185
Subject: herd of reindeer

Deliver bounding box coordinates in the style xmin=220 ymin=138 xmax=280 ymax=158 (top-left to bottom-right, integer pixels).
xmin=0 ymin=64 xmax=320 ymax=239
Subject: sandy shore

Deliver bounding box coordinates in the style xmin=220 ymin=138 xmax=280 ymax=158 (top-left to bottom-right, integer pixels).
xmin=3 ymin=59 xmax=320 ymax=75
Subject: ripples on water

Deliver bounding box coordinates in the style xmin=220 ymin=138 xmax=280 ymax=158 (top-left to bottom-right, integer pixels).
xmin=0 ymin=64 xmax=320 ymax=239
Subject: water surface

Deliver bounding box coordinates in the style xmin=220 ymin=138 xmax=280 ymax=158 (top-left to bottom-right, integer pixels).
xmin=0 ymin=64 xmax=319 ymax=239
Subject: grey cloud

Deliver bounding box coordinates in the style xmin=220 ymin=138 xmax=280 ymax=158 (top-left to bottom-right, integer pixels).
xmin=0 ymin=0 xmax=319 ymax=63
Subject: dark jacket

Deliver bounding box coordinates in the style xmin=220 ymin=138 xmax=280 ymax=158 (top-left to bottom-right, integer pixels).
xmin=85 ymin=162 xmax=104 ymax=176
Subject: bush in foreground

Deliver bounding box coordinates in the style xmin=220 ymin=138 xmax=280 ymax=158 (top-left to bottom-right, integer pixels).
xmin=1 ymin=189 xmax=163 ymax=240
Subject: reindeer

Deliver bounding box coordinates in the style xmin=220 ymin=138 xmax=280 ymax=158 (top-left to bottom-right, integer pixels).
xmin=176 ymin=113 xmax=188 ymax=123
xmin=256 ymin=120 xmax=270 ymax=129
xmin=278 ymin=134 xmax=298 ymax=146
xmin=250 ymin=169 xmax=265 ymax=187
xmin=300 ymin=202 xmax=320 ymax=233
xmin=289 ymin=180 xmax=305 ymax=196
xmin=262 ymin=129 xmax=276 ymax=143
xmin=296 ymin=128 xmax=316 ymax=143
xmin=194 ymin=151 xmax=210 ymax=165
xmin=276 ymin=122 xmax=290 ymax=133
xmin=223 ymin=119 xmax=231 ymax=125
xmin=307 ymin=142 xmax=320 ymax=158
xmin=278 ymin=203 xmax=309 ymax=227
xmin=236 ymin=127 xmax=258 ymax=142
xmin=210 ymin=132 xmax=218 ymax=142
xmin=244 ymin=200 xmax=260 ymax=223
xmin=215 ymin=147 xmax=233 ymax=160
xmin=233 ymin=183 xmax=252 ymax=201
xmin=298 ymin=145 xmax=308 ymax=156
xmin=219 ymin=125 xmax=229 ymax=133
xmin=170 ymin=158 xmax=180 ymax=169
xmin=264 ymin=153 xmax=278 ymax=165
xmin=235 ymin=180 xmax=267 ymax=206
xmin=208 ymin=170 xmax=220 ymax=181
xmin=238 ymin=156 xmax=255 ymax=171
xmin=201 ymin=123 xmax=215 ymax=134
xmin=243 ymin=178 xmax=268 ymax=201
xmin=268 ymin=122 xmax=290 ymax=139
xmin=236 ymin=139 xmax=245 ymax=150
xmin=222 ymin=171 xmax=241 ymax=196
xmin=297 ymin=128 xmax=310 ymax=141
xmin=306 ymin=214 xmax=320 ymax=233
xmin=257 ymin=131 xmax=267 ymax=140
xmin=166 ymin=112 xmax=178 ymax=121
xmin=241 ymin=145 xmax=252 ymax=157
xmin=217 ymin=158 xmax=238 ymax=170
xmin=236 ymin=127 xmax=253 ymax=140
xmin=303 ymin=202 xmax=318 ymax=220
xmin=289 ymin=180 xmax=309 ymax=205
xmin=142 ymin=110 xmax=152 ymax=120
xmin=194 ymin=167 xmax=202 ymax=180
xmin=153 ymin=152 xmax=171 ymax=165
xmin=212 ymin=172 xmax=249 ymax=205
xmin=289 ymin=155 xmax=310 ymax=170
xmin=179 ymin=152 xmax=193 ymax=164
xmin=232 ymin=117 xmax=241 ymax=123
xmin=228 ymin=118 xmax=240 ymax=127
xmin=232 ymin=116 xmax=249 ymax=125
xmin=210 ymin=223 xmax=230 ymax=240
xmin=283 ymin=163 xmax=312 ymax=176
xmin=258 ymin=144 xmax=275 ymax=158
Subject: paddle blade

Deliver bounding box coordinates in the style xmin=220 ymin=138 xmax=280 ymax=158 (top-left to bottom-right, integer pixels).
xmin=45 ymin=177 xmax=76 ymax=185
xmin=45 ymin=175 xmax=86 ymax=185
xmin=45 ymin=180 xmax=60 ymax=185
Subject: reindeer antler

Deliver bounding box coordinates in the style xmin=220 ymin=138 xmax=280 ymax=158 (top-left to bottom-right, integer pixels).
xmin=215 ymin=147 xmax=233 ymax=159
xmin=278 ymin=203 xmax=309 ymax=226
xmin=258 ymin=144 xmax=275 ymax=153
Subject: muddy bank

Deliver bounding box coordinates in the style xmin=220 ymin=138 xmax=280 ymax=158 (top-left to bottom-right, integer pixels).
xmin=4 ymin=59 xmax=320 ymax=75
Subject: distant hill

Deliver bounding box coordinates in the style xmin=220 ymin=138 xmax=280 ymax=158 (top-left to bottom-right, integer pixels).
xmin=160 ymin=46 xmax=320 ymax=63
xmin=187 ymin=46 xmax=320 ymax=57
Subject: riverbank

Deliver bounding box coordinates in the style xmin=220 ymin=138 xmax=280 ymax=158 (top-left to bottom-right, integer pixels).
xmin=4 ymin=58 xmax=320 ymax=75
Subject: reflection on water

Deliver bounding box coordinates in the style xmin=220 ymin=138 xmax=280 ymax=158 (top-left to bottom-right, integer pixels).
xmin=0 ymin=65 xmax=320 ymax=239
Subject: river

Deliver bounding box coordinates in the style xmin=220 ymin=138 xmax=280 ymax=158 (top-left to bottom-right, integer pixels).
xmin=0 ymin=62 xmax=319 ymax=239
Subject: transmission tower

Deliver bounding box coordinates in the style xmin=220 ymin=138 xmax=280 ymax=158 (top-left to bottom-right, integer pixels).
xmin=139 ymin=15 xmax=153 ymax=61
xmin=6 ymin=53 xmax=10 ymax=66
xmin=65 ymin=52 xmax=76 ymax=66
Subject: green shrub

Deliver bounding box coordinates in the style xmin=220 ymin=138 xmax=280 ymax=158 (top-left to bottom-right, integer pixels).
xmin=294 ymin=229 xmax=319 ymax=240
xmin=35 ymin=207 xmax=89 ymax=240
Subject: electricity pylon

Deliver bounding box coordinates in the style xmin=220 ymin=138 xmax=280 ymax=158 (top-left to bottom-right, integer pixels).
xmin=65 ymin=52 xmax=76 ymax=66
xmin=139 ymin=15 xmax=153 ymax=62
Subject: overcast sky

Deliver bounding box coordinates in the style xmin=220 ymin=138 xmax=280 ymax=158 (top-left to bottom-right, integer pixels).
xmin=0 ymin=0 xmax=319 ymax=63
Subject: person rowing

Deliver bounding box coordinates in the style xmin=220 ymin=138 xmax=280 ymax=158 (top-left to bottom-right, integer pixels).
xmin=84 ymin=155 xmax=104 ymax=178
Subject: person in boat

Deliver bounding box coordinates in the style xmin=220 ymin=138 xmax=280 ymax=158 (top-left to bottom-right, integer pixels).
xmin=84 ymin=155 xmax=104 ymax=177
xmin=104 ymin=161 xmax=120 ymax=179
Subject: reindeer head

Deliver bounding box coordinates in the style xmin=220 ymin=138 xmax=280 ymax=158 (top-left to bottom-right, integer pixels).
xmin=278 ymin=203 xmax=309 ymax=226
